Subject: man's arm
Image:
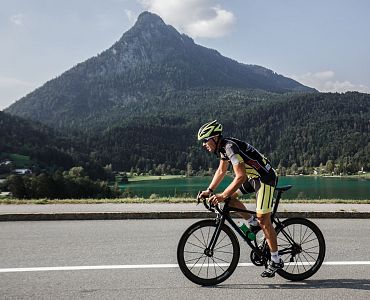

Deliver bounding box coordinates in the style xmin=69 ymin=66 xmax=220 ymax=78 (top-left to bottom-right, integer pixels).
xmin=209 ymin=161 xmax=246 ymax=205
xmin=200 ymin=159 xmax=228 ymax=198
xmin=208 ymin=159 xmax=229 ymax=191
xmin=222 ymin=162 xmax=246 ymax=198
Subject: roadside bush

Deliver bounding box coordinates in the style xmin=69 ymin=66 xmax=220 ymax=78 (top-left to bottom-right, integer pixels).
xmin=5 ymin=167 xmax=122 ymax=199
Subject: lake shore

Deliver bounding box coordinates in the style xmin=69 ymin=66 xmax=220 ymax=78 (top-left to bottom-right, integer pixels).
xmin=127 ymin=173 xmax=370 ymax=182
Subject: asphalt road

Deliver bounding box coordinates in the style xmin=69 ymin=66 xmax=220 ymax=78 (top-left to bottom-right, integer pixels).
xmin=0 ymin=219 xmax=369 ymax=299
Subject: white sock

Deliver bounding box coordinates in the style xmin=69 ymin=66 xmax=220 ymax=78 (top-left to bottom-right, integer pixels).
xmin=271 ymin=251 xmax=280 ymax=263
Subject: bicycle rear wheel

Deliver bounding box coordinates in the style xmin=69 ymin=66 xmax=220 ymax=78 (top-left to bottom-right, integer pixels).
xmin=177 ymin=219 xmax=240 ymax=286
xmin=276 ymin=218 xmax=326 ymax=281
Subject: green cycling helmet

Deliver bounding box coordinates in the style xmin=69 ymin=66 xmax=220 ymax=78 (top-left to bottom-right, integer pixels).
xmin=197 ymin=120 xmax=223 ymax=141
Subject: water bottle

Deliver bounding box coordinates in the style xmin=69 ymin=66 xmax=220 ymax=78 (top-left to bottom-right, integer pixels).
xmin=237 ymin=220 xmax=256 ymax=240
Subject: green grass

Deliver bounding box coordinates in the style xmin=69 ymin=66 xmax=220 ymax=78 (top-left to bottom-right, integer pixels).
xmin=0 ymin=197 xmax=369 ymax=205
xmin=6 ymin=153 xmax=32 ymax=168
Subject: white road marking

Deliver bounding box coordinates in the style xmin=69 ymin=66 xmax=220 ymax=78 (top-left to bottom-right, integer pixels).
xmin=0 ymin=261 xmax=370 ymax=273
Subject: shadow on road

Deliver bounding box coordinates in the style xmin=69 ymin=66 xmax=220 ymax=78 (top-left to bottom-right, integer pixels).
xmin=212 ymin=279 xmax=370 ymax=291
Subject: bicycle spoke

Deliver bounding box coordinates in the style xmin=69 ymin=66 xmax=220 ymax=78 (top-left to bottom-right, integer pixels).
xmin=296 ymin=258 xmax=300 ymax=274
xmin=212 ymin=255 xmax=231 ymax=264
xmin=278 ymin=240 xmax=291 ymax=246
xmin=197 ymin=256 xmax=208 ymax=276
xmin=186 ymin=241 xmax=205 ymax=250
xmin=304 ymin=250 xmax=319 ymax=255
xmin=302 ymin=250 xmax=317 ymax=262
xmin=206 ymin=226 xmax=211 ymax=246
xmin=286 ymin=225 xmax=294 ymax=241
xmin=300 ymin=253 xmax=314 ymax=266
xmin=301 ymin=237 xmax=318 ymax=245
xmin=283 ymin=256 xmax=291 ymax=263
xmin=301 ymin=252 xmax=316 ymax=264
xmin=300 ymin=251 xmax=315 ymax=267
xmin=277 ymin=236 xmax=290 ymax=244
xmin=280 ymin=228 xmax=297 ymax=245
xmin=298 ymin=255 xmax=308 ymax=272
xmin=278 ymin=242 xmax=293 ymax=247
xmin=303 ymin=245 xmax=319 ymax=251
xmin=300 ymin=225 xmax=309 ymax=245
xmin=192 ymin=232 xmax=207 ymax=248
xmin=206 ymin=257 xmax=210 ymax=278
xmin=189 ymin=255 xmax=206 ymax=271
xmin=200 ymin=228 xmax=207 ymax=247
xmin=210 ymin=257 xmax=226 ymax=272
xmin=184 ymin=250 xmax=204 ymax=255
xmin=213 ymin=242 xmax=232 ymax=251
xmin=186 ymin=255 xmax=205 ymax=264
xmin=301 ymin=230 xmax=315 ymax=245
xmin=214 ymin=233 xmax=228 ymax=249
xmin=292 ymin=259 xmax=298 ymax=273
xmin=214 ymin=250 xmax=233 ymax=255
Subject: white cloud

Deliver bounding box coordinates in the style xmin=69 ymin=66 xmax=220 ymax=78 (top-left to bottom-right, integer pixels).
xmin=0 ymin=76 xmax=33 ymax=89
xmin=0 ymin=76 xmax=35 ymax=110
xmin=10 ymin=13 xmax=25 ymax=26
xmin=292 ymin=71 xmax=370 ymax=93
xmin=124 ymin=9 xmax=136 ymax=23
xmin=138 ymin=0 xmax=235 ymax=38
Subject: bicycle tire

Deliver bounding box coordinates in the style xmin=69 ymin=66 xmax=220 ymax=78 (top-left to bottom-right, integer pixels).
xmin=177 ymin=219 xmax=240 ymax=286
xmin=276 ymin=218 xmax=326 ymax=281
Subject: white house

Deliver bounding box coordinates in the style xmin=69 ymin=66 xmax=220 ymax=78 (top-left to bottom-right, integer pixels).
xmin=14 ymin=169 xmax=32 ymax=175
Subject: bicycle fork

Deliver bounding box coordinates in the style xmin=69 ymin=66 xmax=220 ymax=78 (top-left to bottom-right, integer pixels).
xmin=204 ymin=214 xmax=225 ymax=257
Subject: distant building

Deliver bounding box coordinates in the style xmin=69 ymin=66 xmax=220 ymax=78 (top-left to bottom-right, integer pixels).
xmin=0 ymin=192 xmax=12 ymax=197
xmin=0 ymin=160 xmax=12 ymax=166
xmin=13 ymin=169 xmax=32 ymax=175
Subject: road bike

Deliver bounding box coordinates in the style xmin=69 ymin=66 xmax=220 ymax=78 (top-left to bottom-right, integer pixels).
xmin=177 ymin=185 xmax=326 ymax=286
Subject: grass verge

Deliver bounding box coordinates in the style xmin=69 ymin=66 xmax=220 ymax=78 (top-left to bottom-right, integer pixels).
xmin=0 ymin=197 xmax=369 ymax=205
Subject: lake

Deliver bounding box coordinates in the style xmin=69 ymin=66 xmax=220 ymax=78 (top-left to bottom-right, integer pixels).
xmin=120 ymin=176 xmax=370 ymax=200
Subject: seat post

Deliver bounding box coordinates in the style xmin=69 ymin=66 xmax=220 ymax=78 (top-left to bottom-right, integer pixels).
xmin=272 ymin=190 xmax=282 ymax=217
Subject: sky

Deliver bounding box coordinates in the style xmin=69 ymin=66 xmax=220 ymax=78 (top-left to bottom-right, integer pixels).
xmin=1 ymin=0 xmax=370 ymax=110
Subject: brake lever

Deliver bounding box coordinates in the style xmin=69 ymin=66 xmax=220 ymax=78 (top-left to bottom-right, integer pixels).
xmin=196 ymin=191 xmax=215 ymax=211
xmin=196 ymin=191 xmax=203 ymax=205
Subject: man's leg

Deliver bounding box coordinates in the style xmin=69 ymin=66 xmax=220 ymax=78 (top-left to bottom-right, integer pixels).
xmin=228 ymin=179 xmax=256 ymax=221
xmin=255 ymin=182 xmax=284 ymax=277
xmin=228 ymin=194 xmax=252 ymax=220
xmin=256 ymin=212 xmax=277 ymax=252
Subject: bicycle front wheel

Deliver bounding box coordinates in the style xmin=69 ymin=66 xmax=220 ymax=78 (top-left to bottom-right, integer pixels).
xmin=276 ymin=218 xmax=326 ymax=281
xmin=177 ymin=220 xmax=240 ymax=286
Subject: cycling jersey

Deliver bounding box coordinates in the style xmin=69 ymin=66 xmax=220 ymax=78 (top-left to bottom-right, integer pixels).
xmin=219 ymin=137 xmax=276 ymax=186
xmin=218 ymin=137 xmax=277 ymax=214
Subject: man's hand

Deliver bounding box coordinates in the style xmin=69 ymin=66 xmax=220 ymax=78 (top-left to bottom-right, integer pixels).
xmin=199 ymin=189 xmax=212 ymax=199
xmin=209 ymin=194 xmax=226 ymax=205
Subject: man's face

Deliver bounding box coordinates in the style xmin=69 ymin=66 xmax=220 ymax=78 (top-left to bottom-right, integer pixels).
xmin=202 ymin=137 xmax=218 ymax=153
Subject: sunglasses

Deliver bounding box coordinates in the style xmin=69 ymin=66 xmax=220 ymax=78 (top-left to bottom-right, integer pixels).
xmin=202 ymin=137 xmax=213 ymax=143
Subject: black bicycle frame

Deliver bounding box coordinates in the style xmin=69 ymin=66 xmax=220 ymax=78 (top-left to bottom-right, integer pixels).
xmin=205 ymin=186 xmax=298 ymax=257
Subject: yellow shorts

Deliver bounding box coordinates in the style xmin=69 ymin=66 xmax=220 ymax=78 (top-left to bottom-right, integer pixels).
xmin=237 ymin=178 xmax=275 ymax=214
xmin=256 ymin=182 xmax=275 ymax=214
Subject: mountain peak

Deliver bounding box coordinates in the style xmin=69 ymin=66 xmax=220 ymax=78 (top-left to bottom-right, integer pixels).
xmin=5 ymin=11 xmax=317 ymax=125
xmin=116 ymin=10 xmax=179 ymax=47
xmin=131 ymin=11 xmax=170 ymax=33
xmin=136 ymin=11 xmax=165 ymax=26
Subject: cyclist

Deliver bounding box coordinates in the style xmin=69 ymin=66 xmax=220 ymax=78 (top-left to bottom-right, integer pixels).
xmin=198 ymin=120 xmax=284 ymax=277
